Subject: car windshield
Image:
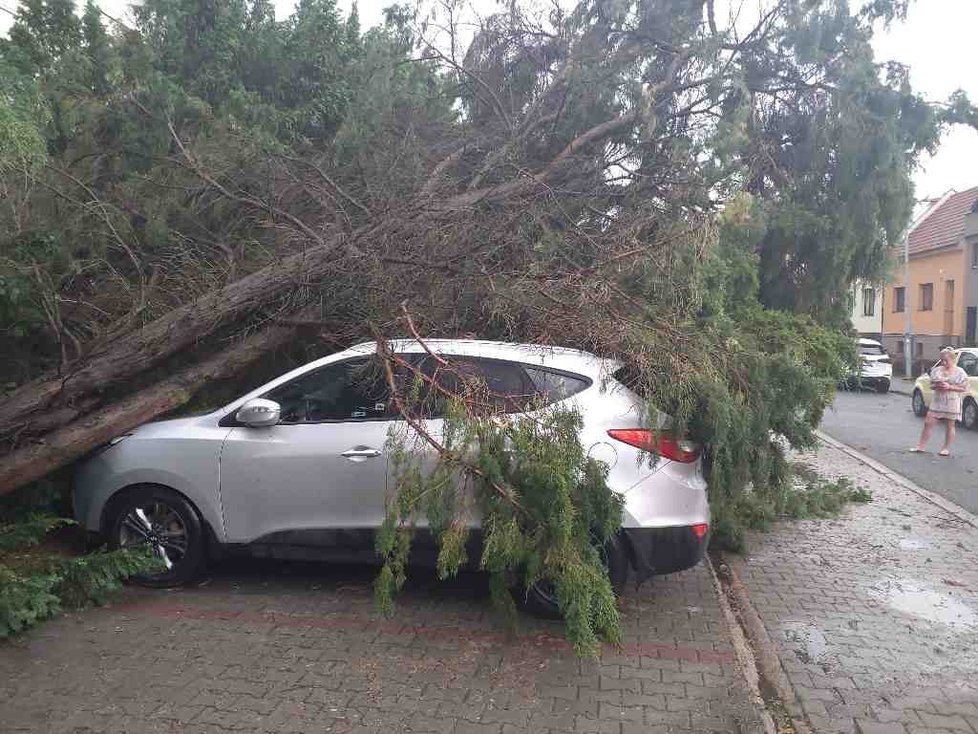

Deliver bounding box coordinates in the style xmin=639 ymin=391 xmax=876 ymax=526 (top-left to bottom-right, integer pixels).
xmin=859 ymin=344 xmax=885 ymax=356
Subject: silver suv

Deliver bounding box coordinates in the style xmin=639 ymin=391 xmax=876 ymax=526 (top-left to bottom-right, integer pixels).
xmin=74 ymin=340 xmax=710 ymax=607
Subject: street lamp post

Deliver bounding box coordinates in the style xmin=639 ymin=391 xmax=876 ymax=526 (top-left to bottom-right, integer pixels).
xmin=904 ymin=231 xmax=913 ymax=377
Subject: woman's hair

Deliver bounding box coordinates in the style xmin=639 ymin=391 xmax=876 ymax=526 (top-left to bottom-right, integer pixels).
xmin=939 ymin=347 xmax=958 ymax=366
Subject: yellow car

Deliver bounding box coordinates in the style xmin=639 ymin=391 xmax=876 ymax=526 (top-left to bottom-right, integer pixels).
xmin=911 ymin=347 xmax=978 ymax=430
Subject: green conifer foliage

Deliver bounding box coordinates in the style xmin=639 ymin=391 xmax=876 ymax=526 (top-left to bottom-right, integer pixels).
xmin=373 ymin=348 xmax=623 ymax=656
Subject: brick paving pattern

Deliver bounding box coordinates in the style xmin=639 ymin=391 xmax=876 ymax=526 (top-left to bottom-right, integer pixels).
xmin=738 ymin=441 xmax=978 ymax=734
xmin=0 ymin=559 xmax=762 ymax=733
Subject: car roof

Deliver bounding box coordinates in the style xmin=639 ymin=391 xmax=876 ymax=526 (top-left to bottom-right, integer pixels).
xmin=857 ymin=338 xmax=883 ymax=346
xmin=344 ymin=339 xmax=616 ymax=378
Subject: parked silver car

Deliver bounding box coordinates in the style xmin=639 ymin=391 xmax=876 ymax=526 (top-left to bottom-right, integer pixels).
xmin=74 ymin=340 xmax=710 ymax=609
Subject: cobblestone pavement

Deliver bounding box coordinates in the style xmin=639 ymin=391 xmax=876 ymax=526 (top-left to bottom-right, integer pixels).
xmin=737 ymin=441 xmax=978 ymax=734
xmin=0 ymin=558 xmax=762 ymax=733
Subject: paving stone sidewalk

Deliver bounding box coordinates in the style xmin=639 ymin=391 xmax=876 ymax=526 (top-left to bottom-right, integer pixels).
xmin=0 ymin=556 xmax=763 ymax=733
xmin=737 ymin=441 xmax=978 ymax=734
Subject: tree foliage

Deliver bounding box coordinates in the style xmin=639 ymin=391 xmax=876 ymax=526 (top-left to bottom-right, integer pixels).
xmin=0 ymin=496 xmax=162 ymax=638
xmin=374 ymin=345 xmax=623 ymax=655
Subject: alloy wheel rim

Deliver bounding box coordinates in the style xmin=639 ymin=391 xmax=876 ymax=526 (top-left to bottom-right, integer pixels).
xmin=118 ymin=500 xmax=188 ymax=570
xmin=967 ymin=402 xmax=977 ymax=427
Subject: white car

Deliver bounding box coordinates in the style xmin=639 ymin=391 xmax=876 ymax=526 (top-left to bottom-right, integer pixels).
xmin=73 ymin=340 xmax=710 ymax=613
xmin=845 ymin=338 xmax=892 ymax=393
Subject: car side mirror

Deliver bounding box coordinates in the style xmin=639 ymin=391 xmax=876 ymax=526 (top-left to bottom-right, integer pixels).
xmin=235 ymin=398 xmax=281 ymax=427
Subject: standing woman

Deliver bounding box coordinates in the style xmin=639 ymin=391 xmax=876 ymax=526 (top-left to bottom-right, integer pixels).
xmin=912 ymin=347 xmax=969 ymax=456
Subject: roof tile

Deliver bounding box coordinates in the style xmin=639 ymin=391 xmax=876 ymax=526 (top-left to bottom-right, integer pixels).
xmin=908 ymin=186 xmax=978 ymax=256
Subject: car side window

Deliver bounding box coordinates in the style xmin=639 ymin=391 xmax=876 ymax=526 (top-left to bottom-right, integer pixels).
xmin=960 ymin=354 xmax=978 ymax=377
xmin=395 ymin=355 xmax=537 ymax=416
xmin=264 ymin=358 xmax=390 ymax=423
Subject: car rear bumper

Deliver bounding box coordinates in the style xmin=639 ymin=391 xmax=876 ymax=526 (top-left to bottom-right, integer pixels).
xmin=845 ymin=375 xmax=890 ymax=389
xmin=620 ymin=524 xmax=709 ymax=583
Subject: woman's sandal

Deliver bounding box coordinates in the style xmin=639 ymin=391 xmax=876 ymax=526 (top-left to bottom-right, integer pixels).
xmin=938 ymin=449 xmax=951 ymax=457
xmin=909 ymin=447 xmax=925 ymax=453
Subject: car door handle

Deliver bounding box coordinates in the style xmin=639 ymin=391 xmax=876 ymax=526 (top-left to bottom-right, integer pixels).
xmin=341 ymin=447 xmax=383 ymax=461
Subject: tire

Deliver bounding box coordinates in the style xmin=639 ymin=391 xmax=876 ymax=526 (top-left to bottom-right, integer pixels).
xmin=516 ymin=535 xmax=629 ymax=619
xmin=876 ymin=379 xmax=890 ymax=394
xmin=107 ymin=485 xmax=206 ymax=587
xmin=963 ymin=398 xmax=978 ymax=431
xmin=912 ymin=389 xmax=927 ymax=417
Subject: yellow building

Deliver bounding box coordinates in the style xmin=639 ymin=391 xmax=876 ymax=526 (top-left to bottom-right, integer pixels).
xmin=882 ymin=186 xmax=978 ymax=373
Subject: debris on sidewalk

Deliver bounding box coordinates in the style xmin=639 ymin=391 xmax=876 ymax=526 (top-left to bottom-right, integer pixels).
xmin=731 ymin=439 xmax=978 ymax=734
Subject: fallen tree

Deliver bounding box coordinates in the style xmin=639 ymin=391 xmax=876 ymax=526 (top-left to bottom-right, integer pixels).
xmin=0 ymin=0 xmax=971 ymax=554
xmin=0 ymin=314 xmax=304 ymax=494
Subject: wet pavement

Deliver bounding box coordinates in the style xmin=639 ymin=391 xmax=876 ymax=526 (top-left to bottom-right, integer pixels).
xmin=0 ymin=559 xmax=763 ymax=733
xmin=737 ymin=439 xmax=978 ymax=733
xmin=820 ymin=389 xmax=978 ymax=514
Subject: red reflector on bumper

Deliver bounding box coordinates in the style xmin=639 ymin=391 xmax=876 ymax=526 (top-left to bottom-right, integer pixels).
xmin=691 ymin=523 xmax=709 ymax=540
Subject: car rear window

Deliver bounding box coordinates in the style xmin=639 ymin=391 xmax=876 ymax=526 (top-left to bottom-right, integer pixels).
xmin=859 ymin=344 xmax=886 ymax=356
xmin=523 ymin=366 xmax=590 ymax=403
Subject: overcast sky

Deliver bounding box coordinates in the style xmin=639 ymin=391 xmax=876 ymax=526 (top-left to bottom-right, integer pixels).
xmin=2 ymin=0 xmax=976 ymax=200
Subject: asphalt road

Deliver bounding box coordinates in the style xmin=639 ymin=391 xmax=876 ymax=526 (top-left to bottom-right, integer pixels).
xmin=819 ymin=388 xmax=978 ymax=514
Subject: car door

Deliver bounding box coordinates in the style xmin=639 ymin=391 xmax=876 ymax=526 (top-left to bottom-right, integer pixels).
xmin=920 ymin=361 xmax=938 ymax=406
xmin=959 ymin=352 xmax=978 ymax=399
xmin=219 ymin=357 xmax=394 ymax=543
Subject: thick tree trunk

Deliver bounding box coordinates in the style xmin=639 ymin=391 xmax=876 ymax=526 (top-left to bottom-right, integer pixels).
xmin=0 ymin=320 xmax=300 ymax=496
xmin=0 ymin=228 xmax=358 ymax=437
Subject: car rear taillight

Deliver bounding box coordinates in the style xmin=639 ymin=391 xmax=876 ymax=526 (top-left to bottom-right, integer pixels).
xmin=691 ymin=522 xmax=709 ymax=540
xmin=606 ymin=429 xmax=700 ymax=463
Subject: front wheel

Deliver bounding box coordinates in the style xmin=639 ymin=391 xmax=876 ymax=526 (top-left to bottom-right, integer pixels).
xmin=912 ymin=389 xmax=927 ymax=417
xmin=517 ymin=536 xmax=629 ymax=619
xmin=108 ymin=485 xmax=206 ymax=587
xmin=963 ymin=399 xmax=978 ymax=431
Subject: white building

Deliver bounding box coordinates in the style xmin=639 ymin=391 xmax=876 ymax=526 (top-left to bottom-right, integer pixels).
xmin=849 ymin=280 xmax=883 ymax=339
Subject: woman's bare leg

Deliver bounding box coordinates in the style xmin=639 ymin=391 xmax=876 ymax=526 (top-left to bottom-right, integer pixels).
xmin=915 ymin=414 xmax=936 ymax=450
xmin=941 ymin=419 xmax=956 ymax=454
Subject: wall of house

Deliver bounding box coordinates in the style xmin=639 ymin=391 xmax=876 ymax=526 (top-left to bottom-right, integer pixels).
xmin=882 ymin=246 xmax=965 ymax=370
xmin=849 ymin=280 xmax=883 ymax=338
xmin=965 ymin=212 xmax=978 ymax=345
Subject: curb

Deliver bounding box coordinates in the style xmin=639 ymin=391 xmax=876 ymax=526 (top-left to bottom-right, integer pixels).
xmin=711 ymin=552 xmax=812 ymax=734
xmin=706 ymin=556 xmax=778 ymax=734
xmin=814 ymin=429 xmax=978 ymax=529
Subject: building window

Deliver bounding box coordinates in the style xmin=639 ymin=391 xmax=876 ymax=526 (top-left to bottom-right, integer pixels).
xmin=919 ymin=283 xmax=933 ymax=311
xmin=915 ymin=341 xmax=923 ymax=357
xmin=972 ymin=242 xmax=978 ymax=269
xmin=893 ymin=287 xmax=905 ymax=313
xmin=896 ymin=340 xmax=904 ymax=354
xmin=862 ymin=288 xmax=875 ymax=317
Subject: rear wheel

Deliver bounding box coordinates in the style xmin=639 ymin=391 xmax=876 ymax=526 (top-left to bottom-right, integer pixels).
xmin=912 ymin=389 xmax=927 ymax=417
xmin=517 ymin=535 xmax=629 ymax=619
xmin=108 ymin=485 xmax=206 ymax=587
xmin=875 ymin=379 xmax=890 ymax=394
xmin=963 ymin=398 xmax=978 ymax=431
